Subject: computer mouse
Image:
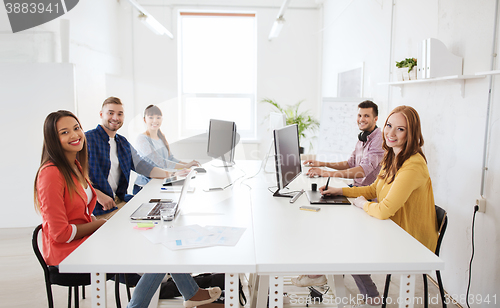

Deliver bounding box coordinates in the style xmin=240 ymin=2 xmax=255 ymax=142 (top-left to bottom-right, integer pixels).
xmin=313 ymin=174 xmax=319 ymax=178
xmin=194 ymin=167 xmax=207 ymax=173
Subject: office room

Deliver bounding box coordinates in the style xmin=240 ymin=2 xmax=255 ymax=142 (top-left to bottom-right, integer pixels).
xmin=0 ymin=0 xmax=498 ymax=307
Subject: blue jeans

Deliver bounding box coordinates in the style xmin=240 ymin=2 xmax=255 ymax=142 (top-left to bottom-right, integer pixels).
xmin=127 ymin=273 xmax=199 ymax=308
xmin=352 ymin=274 xmax=379 ymax=299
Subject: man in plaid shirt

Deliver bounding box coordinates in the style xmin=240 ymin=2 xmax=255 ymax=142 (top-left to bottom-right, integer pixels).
xmin=86 ymin=97 xmax=184 ymax=219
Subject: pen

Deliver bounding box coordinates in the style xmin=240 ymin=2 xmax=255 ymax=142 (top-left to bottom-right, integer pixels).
xmin=325 ymin=177 xmax=330 ymax=190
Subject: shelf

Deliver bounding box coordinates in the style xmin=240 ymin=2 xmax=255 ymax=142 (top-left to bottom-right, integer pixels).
xmin=379 ymin=75 xmax=485 ymax=97
xmin=475 ymin=70 xmax=500 ymax=76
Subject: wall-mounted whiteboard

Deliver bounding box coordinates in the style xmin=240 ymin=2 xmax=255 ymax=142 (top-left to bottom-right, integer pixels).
xmin=316 ymin=97 xmax=371 ymax=162
xmin=0 ymin=63 xmax=76 ymax=228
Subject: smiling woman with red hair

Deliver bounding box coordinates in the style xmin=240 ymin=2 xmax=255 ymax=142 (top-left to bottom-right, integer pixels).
xmin=321 ymin=105 xmax=438 ymax=306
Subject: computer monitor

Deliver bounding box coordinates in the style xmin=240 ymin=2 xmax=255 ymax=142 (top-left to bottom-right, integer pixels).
xmin=273 ymin=124 xmax=302 ymax=198
xmin=207 ymin=119 xmax=237 ymax=167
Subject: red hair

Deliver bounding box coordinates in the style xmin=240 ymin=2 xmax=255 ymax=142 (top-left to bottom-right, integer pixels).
xmin=379 ymin=105 xmax=426 ymax=184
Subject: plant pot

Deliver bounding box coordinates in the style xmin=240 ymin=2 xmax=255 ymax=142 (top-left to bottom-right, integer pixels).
xmin=396 ymin=67 xmax=417 ymax=81
xmin=408 ymin=67 xmax=417 ymax=80
xmin=396 ymin=68 xmax=405 ymax=81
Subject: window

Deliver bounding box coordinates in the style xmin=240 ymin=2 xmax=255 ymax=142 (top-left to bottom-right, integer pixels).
xmin=178 ymin=12 xmax=257 ymax=139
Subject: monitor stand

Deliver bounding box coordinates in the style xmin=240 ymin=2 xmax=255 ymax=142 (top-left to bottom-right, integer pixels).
xmin=273 ymin=188 xmax=293 ymax=198
xmin=211 ymin=160 xmax=235 ymax=168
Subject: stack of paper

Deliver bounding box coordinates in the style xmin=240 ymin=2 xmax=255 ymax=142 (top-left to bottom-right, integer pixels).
xmin=138 ymin=224 xmax=246 ymax=250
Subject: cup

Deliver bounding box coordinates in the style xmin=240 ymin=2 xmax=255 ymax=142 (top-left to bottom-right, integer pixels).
xmin=311 ymin=183 xmax=317 ymax=191
xmin=160 ymin=208 xmax=173 ymax=228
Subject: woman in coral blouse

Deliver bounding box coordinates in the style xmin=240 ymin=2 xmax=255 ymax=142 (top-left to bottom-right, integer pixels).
xmin=34 ymin=110 xmax=106 ymax=266
xmin=34 ymin=110 xmax=221 ymax=308
xmin=320 ymin=105 xmax=438 ymax=306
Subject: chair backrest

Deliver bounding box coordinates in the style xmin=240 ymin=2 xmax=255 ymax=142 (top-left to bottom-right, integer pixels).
xmin=434 ymin=205 xmax=448 ymax=256
xmin=32 ymin=224 xmax=51 ymax=280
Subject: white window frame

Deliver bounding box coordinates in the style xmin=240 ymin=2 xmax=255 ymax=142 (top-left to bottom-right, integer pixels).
xmin=177 ymin=11 xmax=257 ymax=140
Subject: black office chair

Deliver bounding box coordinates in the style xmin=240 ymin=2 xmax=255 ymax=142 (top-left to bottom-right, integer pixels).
xmin=381 ymin=205 xmax=448 ymax=308
xmin=32 ymin=224 xmax=132 ymax=308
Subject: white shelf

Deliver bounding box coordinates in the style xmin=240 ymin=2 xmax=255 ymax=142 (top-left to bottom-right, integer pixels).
xmin=379 ymin=75 xmax=485 ymax=97
xmin=475 ymin=70 xmax=500 ymax=76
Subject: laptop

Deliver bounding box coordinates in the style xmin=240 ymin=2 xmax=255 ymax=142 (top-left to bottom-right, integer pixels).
xmin=305 ymin=190 xmax=351 ymax=204
xmin=130 ymin=170 xmax=196 ymax=220
xmin=163 ymin=170 xmax=198 ymax=186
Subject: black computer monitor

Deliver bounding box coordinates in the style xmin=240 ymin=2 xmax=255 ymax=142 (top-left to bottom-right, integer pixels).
xmin=207 ymin=119 xmax=237 ymax=167
xmin=273 ymin=124 xmax=302 ymax=198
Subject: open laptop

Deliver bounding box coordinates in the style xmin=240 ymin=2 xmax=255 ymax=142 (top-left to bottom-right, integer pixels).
xmin=130 ymin=170 xmax=196 ymax=220
xmin=305 ymin=190 xmax=351 ymax=204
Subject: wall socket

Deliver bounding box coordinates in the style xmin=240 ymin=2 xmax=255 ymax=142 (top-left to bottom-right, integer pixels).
xmin=475 ymin=197 xmax=486 ymax=213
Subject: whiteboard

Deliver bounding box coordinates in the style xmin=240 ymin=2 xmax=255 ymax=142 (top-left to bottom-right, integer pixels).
xmin=316 ymin=98 xmax=371 ymax=162
xmin=0 ymin=63 xmax=76 ymax=228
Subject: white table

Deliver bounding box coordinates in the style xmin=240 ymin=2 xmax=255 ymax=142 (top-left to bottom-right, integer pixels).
xmin=247 ymin=170 xmax=444 ymax=308
xmin=60 ymin=160 xmax=444 ymax=308
xmin=60 ymin=161 xmax=258 ymax=308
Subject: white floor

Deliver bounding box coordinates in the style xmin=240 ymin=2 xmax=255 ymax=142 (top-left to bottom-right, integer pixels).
xmin=0 ymin=227 xmax=454 ymax=308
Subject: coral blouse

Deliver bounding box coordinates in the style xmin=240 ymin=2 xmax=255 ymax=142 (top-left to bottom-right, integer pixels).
xmin=37 ymin=161 xmax=96 ymax=266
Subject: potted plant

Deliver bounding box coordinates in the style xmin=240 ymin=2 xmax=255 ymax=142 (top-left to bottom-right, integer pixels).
xmin=395 ymin=58 xmax=417 ymax=81
xmin=261 ymin=98 xmax=320 ymax=154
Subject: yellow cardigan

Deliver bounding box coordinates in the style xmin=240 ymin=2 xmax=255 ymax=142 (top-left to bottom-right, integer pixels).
xmin=342 ymin=153 xmax=438 ymax=252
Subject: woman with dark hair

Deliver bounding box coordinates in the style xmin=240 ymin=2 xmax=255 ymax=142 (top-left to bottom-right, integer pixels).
xmin=34 ymin=110 xmax=221 ymax=308
xmin=34 ymin=110 xmax=106 ymax=265
xmin=133 ymin=105 xmax=200 ymax=194
xmin=320 ymin=105 xmax=438 ymax=306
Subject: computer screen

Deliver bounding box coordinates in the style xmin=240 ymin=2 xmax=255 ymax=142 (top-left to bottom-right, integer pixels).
xmin=273 ymin=124 xmax=302 ymax=197
xmin=207 ymin=119 xmax=237 ymax=167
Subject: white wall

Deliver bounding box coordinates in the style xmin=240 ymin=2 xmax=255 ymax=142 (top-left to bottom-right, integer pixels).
xmin=322 ymin=0 xmax=499 ymax=305
xmin=130 ymin=4 xmax=321 ymax=158
xmin=0 ymin=1 xmax=321 ymax=228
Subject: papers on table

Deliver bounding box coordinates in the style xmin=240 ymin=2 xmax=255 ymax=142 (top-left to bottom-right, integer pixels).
xmin=138 ymin=224 xmax=246 ymax=250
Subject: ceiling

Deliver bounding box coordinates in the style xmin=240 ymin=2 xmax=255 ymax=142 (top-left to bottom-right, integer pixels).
xmin=133 ymin=0 xmax=323 ymax=9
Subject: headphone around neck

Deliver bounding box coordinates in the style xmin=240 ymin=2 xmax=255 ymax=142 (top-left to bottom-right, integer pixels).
xmin=358 ymin=126 xmax=377 ymax=142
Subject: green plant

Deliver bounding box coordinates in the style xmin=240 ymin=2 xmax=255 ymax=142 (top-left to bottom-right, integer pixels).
xmin=395 ymin=58 xmax=417 ymax=73
xmin=261 ymin=98 xmax=319 ymax=145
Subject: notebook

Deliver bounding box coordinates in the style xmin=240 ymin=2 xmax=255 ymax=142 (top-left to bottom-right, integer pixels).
xmin=130 ymin=170 xmax=196 ymax=220
xmin=305 ymin=190 xmax=351 ymax=204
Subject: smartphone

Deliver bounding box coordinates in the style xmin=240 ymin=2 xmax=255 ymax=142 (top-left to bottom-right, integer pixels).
xmin=299 ymin=205 xmax=321 ymax=212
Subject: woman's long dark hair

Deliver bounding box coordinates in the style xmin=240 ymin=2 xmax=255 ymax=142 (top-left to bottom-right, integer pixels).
xmin=34 ymin=110 xmax=89 ymax=212
xmin=379 ymin=105 xmax=426 ymax=184
xmin=144 ymin=105 xmax=171 ymax=153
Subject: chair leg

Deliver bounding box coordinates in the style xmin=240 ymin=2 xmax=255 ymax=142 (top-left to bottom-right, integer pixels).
xmin=423 ymin=274 xmax=428 ymax=308
xmin=82 ymin=285 xmax=85 ymax=299
xmin=124 ymin=274 xmax=131 ymax=301
xmin=115 ymin=274 xmax=122 ymax=308
xmin=436 ymin=271 xmax=447 ymax=308
xmin=67 ymin=287 xmax=72 ymax=308
xmin=75 ymin=286 xmax=80 ymax=308
xmin=381 ymin=274 xmax=391 ymax=308
xmin=45 ymin=283 xmax=55 ymax=308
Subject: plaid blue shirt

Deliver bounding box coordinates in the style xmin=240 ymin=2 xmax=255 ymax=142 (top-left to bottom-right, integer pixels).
xmin=86 ymin=125 xmax=155 ymax=216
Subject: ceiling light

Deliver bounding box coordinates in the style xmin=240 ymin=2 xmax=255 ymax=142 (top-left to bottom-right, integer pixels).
xmin=126 ymin=0 xmax=173 ymax=38
xmin=268 ymin=17 xmax=285 ymax=40
xmin=268 ymin=0 xmax=292 ymax=41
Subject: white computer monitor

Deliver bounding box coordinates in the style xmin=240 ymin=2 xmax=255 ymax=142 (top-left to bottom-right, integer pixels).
xmin=273 ymin=124 xmax=302 ymax=198
xmin=207 ymin=119 xmax=237 ymax=167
